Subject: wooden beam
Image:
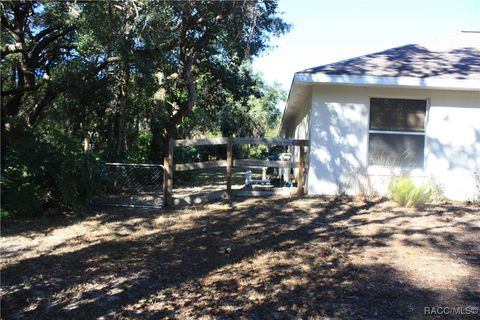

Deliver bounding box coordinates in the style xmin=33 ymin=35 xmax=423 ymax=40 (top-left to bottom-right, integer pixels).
xmin=173 ymin=137 xmax=309 ymax=147
xmin=226 ymin=137 xmax=233 ymax=197
xmin=174 ymin=137 xmax=229 ymax=147
xmin=174 ymin=159 xmax=298 ymax=171
xmin=234 ymin=159 xmax=299 ymax=168
xmin=175 ymin=160 xmax=227 ymax=171
xmin=297 ymin=145 xmax=305 ymax=195
xmin=233 ymin=137 xmax=309 ymax=146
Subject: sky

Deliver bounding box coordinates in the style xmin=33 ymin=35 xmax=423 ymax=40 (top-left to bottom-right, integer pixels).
xmin=252 ymin=0 xmax=480 ymax=91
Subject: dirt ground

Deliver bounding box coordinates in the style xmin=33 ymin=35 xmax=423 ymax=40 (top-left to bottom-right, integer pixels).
xmin=1 ymin=196 xmax=479 ymax=319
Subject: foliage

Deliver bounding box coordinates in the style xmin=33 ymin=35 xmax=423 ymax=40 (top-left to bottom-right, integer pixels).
xmin=357 ymin=174 xmax=381 ymax=202
xmin=427 ymin=177 xmax=448 ymax=204
xmin=217 ymin=80 xmax=285 ymax=159
xmin=1 ymin=0 xmax=289 ymax=216
xmin=1 ymin=128 xmax=106 ymax=216
xmin=0 ymin=208 xmax=10 ymax=221
xmin=389 ymin=176 xmax=431 ymax=208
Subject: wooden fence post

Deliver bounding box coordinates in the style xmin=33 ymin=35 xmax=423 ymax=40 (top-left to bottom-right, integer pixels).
xmin=226 ymin=136 xmax=233 ymax=197
xmin=164 ymin=138 xmax=174 ymax=206
xmin=297 ymin=144 xmax=305 ymax=195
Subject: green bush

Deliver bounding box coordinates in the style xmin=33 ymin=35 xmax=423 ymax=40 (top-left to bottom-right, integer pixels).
xmin=0 ymin=208 xmax=11 ymax=221
xmin=389 ymin=176 xmax=431 ymax=207
xmin=1 ymin=128 xmax=106 ymax=216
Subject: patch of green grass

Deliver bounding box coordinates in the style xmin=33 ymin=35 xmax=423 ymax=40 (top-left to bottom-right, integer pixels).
xmin=389 ymin=176 xmax=431 ymax=208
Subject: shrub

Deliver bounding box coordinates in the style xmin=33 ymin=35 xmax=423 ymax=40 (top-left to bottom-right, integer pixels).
xmin=389 ymin=176 xmax=431 ymax=207
xmin=428 ymin=177 xmax=447 ymax=204
xmin=1 ymin=128 xmax=106 ymax=216
xmin=357 ymin=174 xmax=382 ymax=202
xmin=0 ymin=208 xmax=11 ymax=221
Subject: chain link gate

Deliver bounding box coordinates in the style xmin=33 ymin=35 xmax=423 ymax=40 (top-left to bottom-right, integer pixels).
xmin=94 ymin=163 xmax=165 ymax=209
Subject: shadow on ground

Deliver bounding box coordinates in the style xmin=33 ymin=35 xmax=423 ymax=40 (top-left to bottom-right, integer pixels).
xmin=1 ymin=196 xmax=479 ymax=319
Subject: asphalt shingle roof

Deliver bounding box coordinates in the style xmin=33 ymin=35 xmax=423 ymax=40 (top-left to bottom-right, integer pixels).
xmin=298 ymin=32 xmax=480 ymax=81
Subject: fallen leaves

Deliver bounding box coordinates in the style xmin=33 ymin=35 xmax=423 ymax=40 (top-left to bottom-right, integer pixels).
xmin=1 ymin=197 xmax=479 ymax=319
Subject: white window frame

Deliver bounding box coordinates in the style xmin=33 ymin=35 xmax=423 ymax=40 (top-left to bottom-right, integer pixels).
xmin=367 ymin=97 xmax=428 ymax=171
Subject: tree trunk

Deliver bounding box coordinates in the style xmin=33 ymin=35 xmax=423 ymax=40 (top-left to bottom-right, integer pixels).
xmin=114 ymin=69 xmax=129 ymax=161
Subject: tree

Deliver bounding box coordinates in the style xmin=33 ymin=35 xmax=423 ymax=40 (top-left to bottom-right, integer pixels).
xmin=0 ymin=0 xmax=290 ymax=215
xmin=143 ymin=0 xmax=289 ymax=160
xmin=217 ymin=78 xmax=284 ymax=138
xmin=0 ymin=1 xmax=124 ymax=168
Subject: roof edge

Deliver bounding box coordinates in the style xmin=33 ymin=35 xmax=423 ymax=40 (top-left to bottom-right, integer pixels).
xmin=294 ymin=73 xmax=480 ymax=91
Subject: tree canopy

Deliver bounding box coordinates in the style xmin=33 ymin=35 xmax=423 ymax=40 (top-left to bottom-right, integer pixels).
xmin=0 ymin=0 xmax=289 ymax=216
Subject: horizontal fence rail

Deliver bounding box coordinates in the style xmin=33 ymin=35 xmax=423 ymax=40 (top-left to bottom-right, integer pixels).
xmin=164 ymin=136 xmax=308 ymax=205
xmin=233 ymin=137 xmax=309 ymax=146
xmin=233 ymin=159 xmax=300 ymax=168
xmin=174 ymin=137 xmax=229 ymax=147
xmin=173 ymin=137 xmax=309 ymax=147
xmin=175 ymin=160 xmax=227 ymax=171
xmin=174 ymin=159 xmax=301 ymax=171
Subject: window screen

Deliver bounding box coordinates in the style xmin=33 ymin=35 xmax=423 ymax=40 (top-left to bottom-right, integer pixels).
xmin=368 ymin=98 xmax=426 ymax=168
xmin=369 ymin=133 xmax=425 ymax=167
xmin=370 ymin=98 xmax=426 ymax=132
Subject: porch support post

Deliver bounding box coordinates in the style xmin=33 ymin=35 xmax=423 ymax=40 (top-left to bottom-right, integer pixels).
xmin=297 ymin=144 xmax=305 ymax=195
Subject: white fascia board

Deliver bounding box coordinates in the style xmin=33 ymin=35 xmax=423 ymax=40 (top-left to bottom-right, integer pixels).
xmin=294 ymin=73 xmax=480 ymax=91
xmin=280 ymin=82 xmax=311 ymax=134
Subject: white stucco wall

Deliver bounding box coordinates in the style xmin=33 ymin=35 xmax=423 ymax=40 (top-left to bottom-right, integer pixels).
xmin=425 ymin=90 xmax=480 ymax=199
xmin=293 ymin=106 xmax=311 ymax=140
xmin=304 ymin=85 xmax=480 ymax=200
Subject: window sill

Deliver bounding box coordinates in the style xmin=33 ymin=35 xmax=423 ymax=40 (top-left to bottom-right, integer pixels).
xmin=367 ymin=165 xmax=427 ymax=177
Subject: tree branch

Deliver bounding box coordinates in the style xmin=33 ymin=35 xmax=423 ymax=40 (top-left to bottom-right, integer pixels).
xmin=31 ymin=26 xmax=74 ymax=60
xmin=33 ymin=26 xmax=54 ymax=41
xmin=27 ymin=90 xmax=57 ymax=127
xmin=1 ymin=76 xmax=50 ymax=96
xmin=83 ymin=56 xmax=121 ymax=80
xmin=171 ymin=54 xmax=196 ymax=126
xmin=0 ymin=43 xmax=25 ymax=59
xmin=0 ymin=12 xmax=15 ymax=33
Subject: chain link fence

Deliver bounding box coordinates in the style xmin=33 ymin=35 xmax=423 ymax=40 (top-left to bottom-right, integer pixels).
xmin=93 ymin=163 xmax=165 ymax=208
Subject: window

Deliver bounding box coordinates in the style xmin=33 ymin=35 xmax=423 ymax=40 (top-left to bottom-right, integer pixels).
xmin=368 ymin=98 xmax=426 ymax=168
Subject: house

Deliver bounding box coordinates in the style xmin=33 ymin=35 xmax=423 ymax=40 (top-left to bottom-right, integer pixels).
xmin=280 ymin=31 xmax=480 ymax=200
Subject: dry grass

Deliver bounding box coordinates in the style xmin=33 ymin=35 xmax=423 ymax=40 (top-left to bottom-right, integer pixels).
xmin=1 ymin=196 xmax=479 ymax=319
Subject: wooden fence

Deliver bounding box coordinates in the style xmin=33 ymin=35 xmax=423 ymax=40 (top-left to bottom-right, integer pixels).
xmin=163 ymin=137 xmax=309 ymax=205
